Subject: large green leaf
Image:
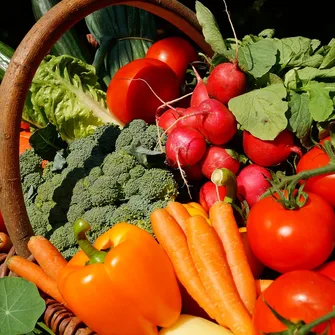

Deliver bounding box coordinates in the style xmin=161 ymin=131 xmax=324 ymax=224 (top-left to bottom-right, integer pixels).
xmin=228 ymin=83 xmax=288 ymax=140
xmin=0 ymin=277 xmax=45 ymax=335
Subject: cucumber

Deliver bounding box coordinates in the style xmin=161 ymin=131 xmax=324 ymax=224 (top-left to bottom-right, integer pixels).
xmin=85 ymin=5 xmax=157 ymax=86
xmin=31 ymin=0 xmax=93 ymax=63
xmin=0 ymin=41 xmax=14 ymax=81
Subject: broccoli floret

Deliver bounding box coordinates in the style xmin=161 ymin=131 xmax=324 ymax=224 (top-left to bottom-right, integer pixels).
xmin=124 ymin=168 xmax=178 ymax=201
xmin=102 ymin=151 xmax=137 ymax=180
xmin=19 ymin=149 xmax=43 ymax=179
xmin=26 ymin=204 xmax=52 ymax=237
xmin=49 ymin=222 xmax=78 ymax=258
xmin=129 ymin=165 xmax=146 ymax=179
xmin=82 ymin=205 xmax=117 ymax=241
xmin=21 ymin=172 xmax=43 ymax=195
xmin=89 ymin=176 xmax=122 ymax=206
xmin=115 ymin=119 xmax=166 ymax=152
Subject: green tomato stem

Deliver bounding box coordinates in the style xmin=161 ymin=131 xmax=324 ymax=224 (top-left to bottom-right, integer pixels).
xmin=299 ymin=308 xmax=335 ymax=334
xmin=211 ymin=168 xmax=237 ymax=204
xmin=73 ymin=218 xmax=106 ymax=264
xmin=261 ymin=162 xmax=335 ymax=199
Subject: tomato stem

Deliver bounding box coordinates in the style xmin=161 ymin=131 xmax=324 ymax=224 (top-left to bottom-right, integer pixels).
xmin=261 ymin=162 xmax=335 ymax=200
xmin=299 ymin=308 xmax=335 ymax=334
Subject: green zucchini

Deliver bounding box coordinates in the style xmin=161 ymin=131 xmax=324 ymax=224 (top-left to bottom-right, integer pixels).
xmin=31 ymin=0 xmax=93 ymax=63
xmin=0 ymin=41 xmax=14 ymax=81
xmin=85 ymin=5 xmax=157 ymax=86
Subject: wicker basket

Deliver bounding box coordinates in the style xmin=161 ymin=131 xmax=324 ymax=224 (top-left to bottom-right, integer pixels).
xmin=0 ymin=0 xmax=212 ymax=333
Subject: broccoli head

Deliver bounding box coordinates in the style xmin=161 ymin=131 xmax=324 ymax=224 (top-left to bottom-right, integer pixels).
xmin=115 ymin=119 xmax=166 ymax=152
xmin=22 ymin=122 xmax=180 ymax=259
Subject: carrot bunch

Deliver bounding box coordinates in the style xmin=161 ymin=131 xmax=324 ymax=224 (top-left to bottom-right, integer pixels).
xmin=150 ymin=201 xmax=257 ymax=335
xmin=7 ymin=235 xmax=67 ymax=306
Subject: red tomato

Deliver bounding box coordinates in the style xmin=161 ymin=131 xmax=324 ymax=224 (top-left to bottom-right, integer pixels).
xmin=315 ymin=261 xmax=335 ymax=281
xmin=20 ymin=121 xmax=30 ymax=131
xmin=247 ymin=191 xmax=335 ymax=273
xmin=253 ymin=270 xmax=335 ymax=334
xmin=296 ymin=136 xmax=335 ymax=208
xmin=107 ymin=58 xmax=180 ymax=125
xmin=145 ymin=37 xmax=198 ymax=83
xmin=19 ymin=131 xmax=32 ymax=154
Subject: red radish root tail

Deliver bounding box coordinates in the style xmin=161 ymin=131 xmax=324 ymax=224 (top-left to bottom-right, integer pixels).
xmin=116 ymin=77 xmax=176 ymax=111
xmin=176 ymin=152 xmax=192 ymax=200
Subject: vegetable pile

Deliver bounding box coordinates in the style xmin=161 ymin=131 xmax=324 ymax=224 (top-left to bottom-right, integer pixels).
xmin=2 ymin=0 xmax=335 ymax=334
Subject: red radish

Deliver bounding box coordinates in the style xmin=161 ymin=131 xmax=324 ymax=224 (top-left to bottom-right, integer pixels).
xmin=183 ymin=163 xmax=204 ymax=182
xmin=196 ymin=98 xmax=237 ymax=145
xmin=206 ymin=62 xmax=247 ymax=105
xmin=165 ymin=126 xmax=207 ymax=168
xmin=243 ymin=130 xmax=303 ymax=167
xmin=157 ymin=108 xmax=184 ymax=134
xmin=176 ymin=106 xmax=202 ymax=130
xmin=199 ymin=181 xmax=227 ymax=213
xmin=200 ymin=145 xmax=240 ymax=180
xmin=206 ymin=0 xmax=247 ymax=105
xmin=237 ymin=164 xmax=272 ymax=208
xmin=190 ymin=66 xmax=209 ymax=108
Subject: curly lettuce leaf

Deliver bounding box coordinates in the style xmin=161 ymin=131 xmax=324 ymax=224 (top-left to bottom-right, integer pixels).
xmin=27 ymin=55 xmax=121 ymax=142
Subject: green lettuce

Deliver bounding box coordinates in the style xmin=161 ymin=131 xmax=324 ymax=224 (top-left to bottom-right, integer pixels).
xmin=24 ymin=55 xmax=122 ymax=142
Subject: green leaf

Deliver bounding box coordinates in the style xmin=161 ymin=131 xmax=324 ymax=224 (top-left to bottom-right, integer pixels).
xmin=195 ymin=1 xmax=227 ymax=55
xmin=228 ymin=83 xmax=288 ymax=140
xmin=287 ymin=91 xmax=313 ymax=142
xmin=304 ymin=81 xmax=334 ymax=122
xmin=238 ymin=39 xmax=278 ymax=78
xmin=29 ymin=124 xmax=68 ymax=161
xmin=320 ymin=39 xmax=335 ymax=69
xmin=0 ymin=277 xmax=45 ymax=335
xmin=274 ymin=36 xmax=322 ymax=69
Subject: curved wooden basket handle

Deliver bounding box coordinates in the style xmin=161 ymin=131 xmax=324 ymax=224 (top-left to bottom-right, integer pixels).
xmin=0 ymin=0 xmax=212 ymax=257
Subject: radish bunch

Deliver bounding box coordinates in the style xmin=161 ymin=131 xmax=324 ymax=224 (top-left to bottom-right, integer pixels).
xmin=160 ymin=69 xmax=239 ymax=177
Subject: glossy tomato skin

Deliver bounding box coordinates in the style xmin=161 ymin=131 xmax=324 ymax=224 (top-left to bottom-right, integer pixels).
xmin=296 ymin=136 xmax=335 ymax=208
xmin=247 ymin=192 xmax=335 ymax=273
xmin=145 ymin=37 xmax=198 ymax=83
xmin=107 ymin=58 xmax=180 ymax=125
xmin=316 ymin=260 xmax=335 ymax=281
xmin=253 ymin=270 xmax=335 ymax=334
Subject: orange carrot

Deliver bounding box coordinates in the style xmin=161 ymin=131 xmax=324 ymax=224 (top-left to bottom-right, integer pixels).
xmin=255 ymin=279 xmax=273 ymax=297
xmin=7 ymin=255 xmax=66 ymax=305
xmin=165 ymin=201 xmax=191 ymax=233
xmin=150 ymin=208 xmax=224 ymax=325
xmin=186 ymin=215 xmax=253 ymax=335
xmin=28 ymin=235 xmax=67 ymax=281
xmin=210 ymin=201 xmax=257 ymax=315
xmin=0 ymin=232 xmax=12 ymax=253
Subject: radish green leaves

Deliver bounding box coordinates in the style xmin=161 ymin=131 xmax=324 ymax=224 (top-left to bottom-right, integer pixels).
xmin=196 ymin=1 xmax=335 ymax=145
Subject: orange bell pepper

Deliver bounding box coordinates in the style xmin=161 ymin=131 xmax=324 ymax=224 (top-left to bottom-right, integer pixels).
xmin=57 ymin=219 xmax=182 ymax=335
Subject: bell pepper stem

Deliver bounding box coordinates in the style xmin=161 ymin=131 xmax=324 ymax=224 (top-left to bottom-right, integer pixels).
xmin=211 ymin=168 xmax=237 ymax=204
xmin=73 ymin=219 xmax=107 ymax=264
